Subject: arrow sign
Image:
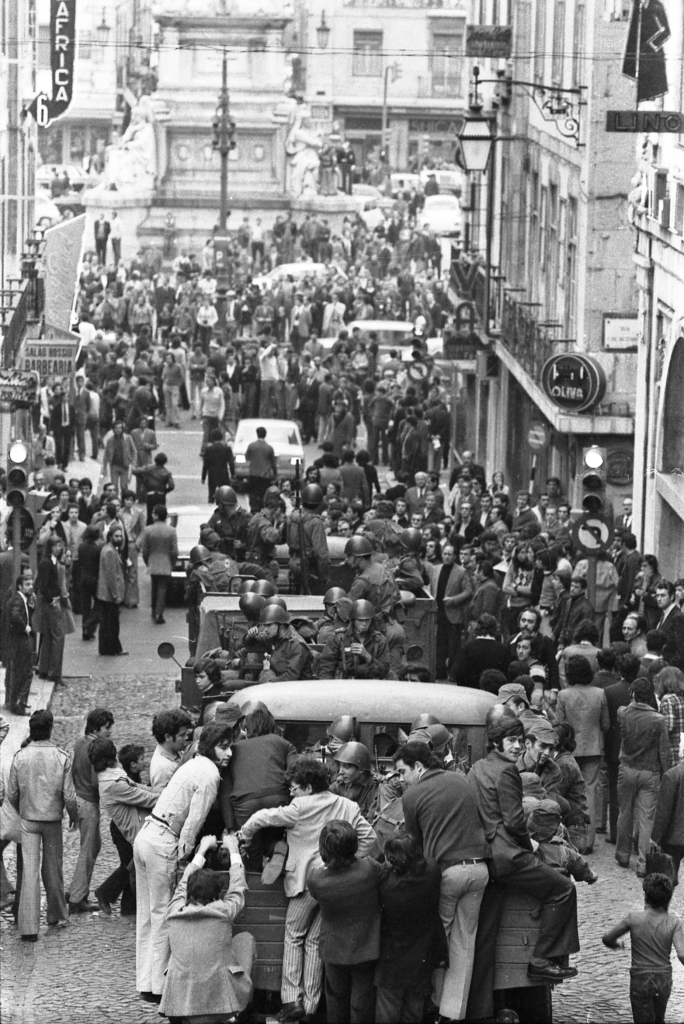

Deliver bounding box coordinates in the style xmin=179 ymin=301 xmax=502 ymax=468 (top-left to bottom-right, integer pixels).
xmin=572 ymin=513 xmax=614 ymax=557
xmin=28 ymin=0 xmax=77 ymax=128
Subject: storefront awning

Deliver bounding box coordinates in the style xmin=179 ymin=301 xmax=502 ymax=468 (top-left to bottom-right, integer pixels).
xmin=493 ymin=338 xmax=634 ymax=436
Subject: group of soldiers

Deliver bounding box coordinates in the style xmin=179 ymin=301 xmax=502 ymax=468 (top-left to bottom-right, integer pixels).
xmin=183 ymin=483 xmax=431 ymax=691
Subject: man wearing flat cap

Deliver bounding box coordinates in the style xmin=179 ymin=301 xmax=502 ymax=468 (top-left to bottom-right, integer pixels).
xmin=517 ymin=718 xmax=567 ymax=810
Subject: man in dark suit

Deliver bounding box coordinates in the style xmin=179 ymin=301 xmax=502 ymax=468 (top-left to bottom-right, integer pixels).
xmin=452 ymin=501 xmax=483 ymax=553
xmin=403 ymin=471 xmax=429 ymax=517
xmin=430 ymin=544 xmax=472 ymax=680
xmin=73 ymin=372 xmax=91 ymax=462
xmin=508 ymin=608 xmax=560 ymax=689
xmin=49 ymin=384 xmax=75 ymax=471
xmin=140 ymin=504 xmax=179 ymax=624
xmin=36 ymin=535 xmax=66 ymax=685
xmin=615 ymin=497 xmax=633 ymax=535
xmin=5 ymin=574 xmax=35 ymax=714
xmin=94 ymin=216 xmax=111 ymax=265
xmin=655 ymin=579 xmax=684 ymax=671
xmin=604 ymin=653 xmax=640 ymax=843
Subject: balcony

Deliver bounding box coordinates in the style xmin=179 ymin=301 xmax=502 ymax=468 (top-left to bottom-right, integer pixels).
xmin=1 ymin=240 xmax=46 ymax=368
xmin=500 ymin=293 xmax=556 ymax=379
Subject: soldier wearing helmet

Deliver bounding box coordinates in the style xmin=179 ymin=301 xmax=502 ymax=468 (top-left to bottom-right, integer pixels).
xmin=256 ymin=603 xmax=313 ymax=683
xmin=318 ymin=598 xmax=391 ymax=679
xmin=329 ymin=741 xmax=379 ymax=819
xmin=287 ymin=483 xmax=330 ymax=594
xmin=314 ymin=587 xmax=349 ymax=645
xmin=346 ymin=537 xmax=407 ymax=672
xmin=207 ymin=485 xmax=249 ymax=560
xmin=386 ymin=527 xmax=430 ymax=595
xmin=245 ymin=486 xmax=285 ymax=585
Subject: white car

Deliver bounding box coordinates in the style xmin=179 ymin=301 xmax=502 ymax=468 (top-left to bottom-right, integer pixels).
xmin=419 ymin=167 xmax=465 ymax=197
xmin=421 ymin=194 xmax=463 ymax=237
xmin=252 ymin=262 xmax=345 ymax=291
xmin=319 ymin=320 xmax=443 ymax=361
xmin=390 ymin=172 xmax=421 ymax=196
xmin=166 ymin=505 xmax=213 ymax=588
xmin=233 ymin=418 xmax=305 ymax=484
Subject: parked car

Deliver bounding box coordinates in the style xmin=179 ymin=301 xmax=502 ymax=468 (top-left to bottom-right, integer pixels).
xmin=420 ymin=193 xmax=463 ymax=237
xmin=320 ymin=320 xmax=442 ymax=360
xmin=390 ymin=172 xmax=421 ymax=196
xmin=166 ymin=504 xmax=212 ymax=594
xmin=232 ymin=418 xmax=305 ymax=484
xmin=419 ymin=167 xmax=465 ymax=197
xmin=252 ymin=262 xmax=345 ymax=291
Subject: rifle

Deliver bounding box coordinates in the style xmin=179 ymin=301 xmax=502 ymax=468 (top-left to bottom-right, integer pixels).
xmin=293 ymin=459 xmax=310 ymax=595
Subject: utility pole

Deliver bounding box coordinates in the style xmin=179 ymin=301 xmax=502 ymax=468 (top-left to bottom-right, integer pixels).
xmin=212 ymin=49 xmax=236 ymax=318
xmin=381 ymin=62 xmax=401 ymax=183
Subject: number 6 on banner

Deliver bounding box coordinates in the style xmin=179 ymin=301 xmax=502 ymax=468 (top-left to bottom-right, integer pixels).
xmin=28 ymin=92 xmax=51 ymax=128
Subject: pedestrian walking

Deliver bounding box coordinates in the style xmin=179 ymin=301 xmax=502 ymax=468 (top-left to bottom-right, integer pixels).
xmin=78 ymin=525 xmax=102 ymax=641
xmin=132 ymin=452 xmax=175 ymax=525
xmin=245 ymin=425 xmax=277 ymax=513
xmin=139 ymin=504 xmax=178 ymax=625
xmin=7 ymin=709 xmax=78 ymax=940
xmin=5 ymin=574 xmax=35 ymax=715
xmin=102 ymin=420 xmax=138 ymax=496
xmin=97 ymin=523 xmax=127 ymax=656
xmin=35 ymin=535 xmax=67 ymax=686
xmin=67 ymin=707 xmax=114 ymax=914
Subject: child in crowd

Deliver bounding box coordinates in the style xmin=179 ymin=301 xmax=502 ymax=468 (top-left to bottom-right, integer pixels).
xmin=527 ymin=800 xmax=598 ymax=885
xmin=602 ymin=873 xmax=684 ymax=1024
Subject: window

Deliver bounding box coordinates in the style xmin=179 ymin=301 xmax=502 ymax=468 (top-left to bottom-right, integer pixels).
xmin=529 ymin=171 xmax=540 ymax=300
xmin=37 ymin=24 xmax=50 ymax=69
xmin=558 ymin=198 xmax=567 ymax=287
xmin=79 ymin=33 xmax=92 ymax=60
xmin=572 ymin=2 xmax=585 ymax=88
xmin=547 ymin=184 xmax=558 ymax=316
xmin=539 ymin=185 xmax=548 ymax=272
xmin=533 ymin=0 xmax=547 ymax=84
xmin=674 ymin=182 xmax=684 ymax=236
xmin=431 ymin=31 xmax=464 ymax=97
xmin=552 ymin=1 xmax=565 ymax=86
xmin=352 ymin=31 xmax=382 ymax=77
xmin=565 ymin=197 xmax=578 ymax=336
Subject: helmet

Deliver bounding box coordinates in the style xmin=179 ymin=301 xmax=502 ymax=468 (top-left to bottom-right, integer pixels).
xmin=238 ymin=579 xmax=257 ymax=595
xmin=344 ymin=536 xmax=373 ymax=557
xmin=410 ymin=712 xmax=441 ymax=731
xmin=252 ymin=579 xmax=276 ymax=598
xmin=425 ymin=723 xmax=452 ymax=751
xmin=350 ymin=599 xmax=375 ymax=620
xmin=239 ymin=592 xmax=266 ymax=621
xmin=263 ymin=486 xmax=282 ymax=509
xmin=400 ymin=528 xmax=423 ymax=553
xmin=215 ymin=485 xmax=238 ymax=506
xmin=189 ymin=544 xmax=211 ymax=566
xmin=259 ymin=604 xmax=290 ymax=625
xmin=264 ymin=595 xmax=288 ymax=610
xmin=327 ymin=715 xmax=357 ymax=743
xmin=334 ymin=741 xmax=372 ymax=773
xmin=323 ymin=587 xmax=347 ymax=606
xmin=301 ymin=483 xmax=324 ymax=508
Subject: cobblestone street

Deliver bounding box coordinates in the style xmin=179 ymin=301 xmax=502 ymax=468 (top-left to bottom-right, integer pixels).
xmin=2 ymin=659 xmax=683 ymax=1023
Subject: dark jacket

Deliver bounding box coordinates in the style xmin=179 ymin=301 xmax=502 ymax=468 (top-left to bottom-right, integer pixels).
xmin=308 ymin=858 xmax=383 ymax=965
xmin=455 ymin=637 xmax=510 ymax=691
xmin=604 ymin=678 xmax=633 ymax=764
xmin=36 ymin=555 xmax=61 ymax=603
xmin=219 ymin=733 xmax=297 ymax=831
xmin=375 ymin=860 xmax=447 ymax=988
xmin=471 ymin=577 xmax=504 ymax=623
xmin=658 ymin=605 xmax=684 ymax=671
xmin=467 ymin=750 xmax=534 ymax=876
xmin=651 ymin=761 xmax=684 ymax=847
xmin=618 ymin=701 xmax=670 ymax=775
xmin=202 ymin=442 xmax=235 ymax=490
xmin=402 ymin=768 xmax=489 ymax=869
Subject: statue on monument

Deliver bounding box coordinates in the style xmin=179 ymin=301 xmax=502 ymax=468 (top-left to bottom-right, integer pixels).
xmin=285 ymin=98 xmax=323 ymax=198
xmin=96 ymin=95 xmax=157 ymax=191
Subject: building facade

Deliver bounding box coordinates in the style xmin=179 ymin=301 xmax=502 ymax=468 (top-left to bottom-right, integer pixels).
xmin=459 ymin=0 xmax=639 ymax=518
xmin=303 ymin=0 xmax=469 ymax=172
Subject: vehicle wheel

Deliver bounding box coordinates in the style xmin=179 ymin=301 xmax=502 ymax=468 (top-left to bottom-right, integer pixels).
xmin=495 ymin=985 xmax=553 ymax=1024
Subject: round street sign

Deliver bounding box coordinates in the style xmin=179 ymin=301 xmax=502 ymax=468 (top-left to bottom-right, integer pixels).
xmin=527 ymin=424 xmax=548 ymax=451
xmin=7 ymin=507 xmax=35 ymax=551
xmin=571 ymin=513 xmax=614 ymax=556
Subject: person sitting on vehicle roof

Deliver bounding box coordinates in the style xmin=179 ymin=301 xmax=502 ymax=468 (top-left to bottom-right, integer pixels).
xmin=516 ymin=718 xmax=569 ymax=815
xmin=526 ymin=800 xmax=598 ymax=887
xmin=245 ymin=486 xmax=286 ymax=586
xmin=207 ymin=486 xmax=249 ymax=560
xmin=329 ymin=741 xmax=380 ymax=821
xmin=345 ymin=536 xmax=406 ymax=672
xmin=256 ymin=604 xmax=313 ymax=684
xmin=318 ymin=599 xmax=392 ymax=680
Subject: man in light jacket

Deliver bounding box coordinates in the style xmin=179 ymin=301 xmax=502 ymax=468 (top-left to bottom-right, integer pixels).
xmin=239 ymin=756 xmax=376 ymax=1023
xmin=140 ymin=504 xmax=179 ymax=624
xmin=97 ymin=523 xmax=127 ymax=656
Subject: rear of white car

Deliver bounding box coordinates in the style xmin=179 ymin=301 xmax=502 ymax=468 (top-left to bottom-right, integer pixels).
xmin=232 ymin=419 xmax=305 ymax=483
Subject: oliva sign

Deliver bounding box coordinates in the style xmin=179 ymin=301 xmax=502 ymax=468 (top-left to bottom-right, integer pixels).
xmin=28 ymin=0 xmax=77 ymax=128
xmin=540 ymin=354 xmax=607 ymax=415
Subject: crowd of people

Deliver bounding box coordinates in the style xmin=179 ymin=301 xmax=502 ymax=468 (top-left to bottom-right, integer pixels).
xmin=1 ymin=203 xmax=684 ymax=1024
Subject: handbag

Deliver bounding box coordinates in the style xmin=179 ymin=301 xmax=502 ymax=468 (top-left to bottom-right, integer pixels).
xmin=644 ymin=848 xmax=676 ymax=883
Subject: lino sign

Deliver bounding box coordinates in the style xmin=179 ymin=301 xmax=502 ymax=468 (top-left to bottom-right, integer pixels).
xmin=540 ymin=354 xmax=607 ymax=415
xmin=27 ymin=0 xmax=77 ymax=128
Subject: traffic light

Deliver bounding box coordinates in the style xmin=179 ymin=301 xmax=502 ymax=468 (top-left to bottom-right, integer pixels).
xmin=227 ymin=116 xmax=237 ymax=151
xmin=581 ymin=445 xmax=607 ymax=514
xmin=212 ymin=117 xmax=221 ymax=150
xmin=6 ymin=440 xmax=30 ymax=507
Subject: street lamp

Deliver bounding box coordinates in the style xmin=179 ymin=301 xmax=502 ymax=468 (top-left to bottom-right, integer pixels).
xmin=458 ymin=107 xmax=496 ymax=330
xmin=316 ymin=12 xmax=330 ymax=50
xmin=96 ymin=8 xmax=110 ymax=47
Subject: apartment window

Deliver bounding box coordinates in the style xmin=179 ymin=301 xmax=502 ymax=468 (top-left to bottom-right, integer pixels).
xmin=37 ymin=24 xmax=50 ymax=68
xmin=529 ymin=171 xmax=540 ymax=300
xmin=558 ymin=198 xmax=567 ymax=287
xmin=547 ymin=184 xmax=559 ymax=316
xmin=515 ymin=0 xmax=533 ymax=84
xmin=79 ymin=33 xmax=93 ymax=60
xmin=552 ymin=1 xmax=565 ymax=86
xmin=572 ymin=2 xmax=586 ymax=88
xmin=352 ymin=31 xmax=382 ymax=77
xmin=431 ymin=31 xmax=464 ymax=96
xmin=674 ymin=182 xmax=684 ymax=235
xmin=565 ymin=196 xmax=578 ymax=336
xmin=533 ymin=0 xmax=546 ymax=84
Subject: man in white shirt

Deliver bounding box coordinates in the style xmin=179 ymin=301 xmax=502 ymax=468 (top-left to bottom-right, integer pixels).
xmin=259 ymin=340 xmax=280 ymax=417
xmin=109 ymin=212 xmax=122 ymax=265
xmin=149 ymin=710 xmax=193 ymax=793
